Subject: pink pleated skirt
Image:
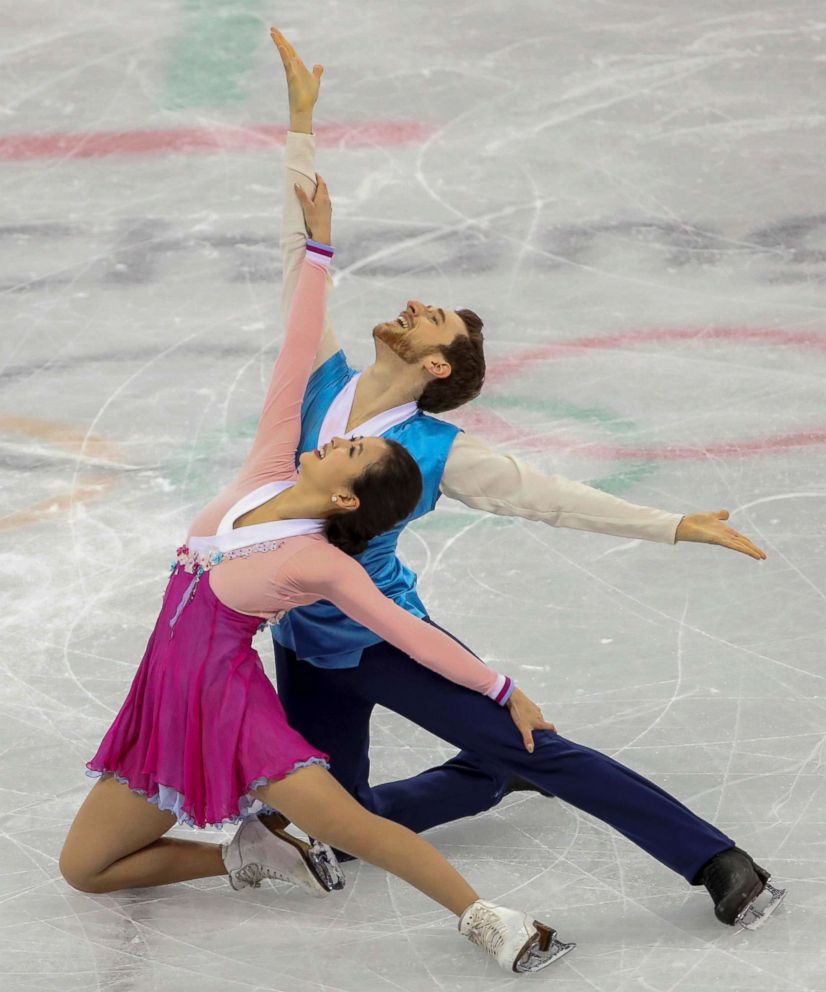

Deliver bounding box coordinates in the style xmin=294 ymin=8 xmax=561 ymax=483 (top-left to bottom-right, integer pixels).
xmin=87 ymin=563 xmax=329 ymax=828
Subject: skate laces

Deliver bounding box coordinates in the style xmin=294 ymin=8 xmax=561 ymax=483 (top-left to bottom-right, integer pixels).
xmin=465 ymin=905 xmax=508 ymax=959
xmin=233 ymin=862 xmax=269 ymax=888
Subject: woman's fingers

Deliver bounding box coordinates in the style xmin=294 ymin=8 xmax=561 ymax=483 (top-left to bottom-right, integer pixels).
xmin=522 ymin=715 xmax=557 ymax=750
xmin=522 ymin=726 xmax=535 ymax=753
xmin=313 ymin=175 xmax=331 ymax=209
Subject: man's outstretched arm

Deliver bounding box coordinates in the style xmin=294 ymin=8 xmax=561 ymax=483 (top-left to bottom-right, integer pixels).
xmin=272 ymin=29 xmax=342 ymax=372
xmin=440 ymin=433 xmax=767 ymax=559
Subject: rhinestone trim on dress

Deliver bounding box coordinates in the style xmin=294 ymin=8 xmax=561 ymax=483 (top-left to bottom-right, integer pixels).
xmin=171 ymin=541 xmax=289 ymax=628
xmin=173 ymin=540 xmax=286 ymax=575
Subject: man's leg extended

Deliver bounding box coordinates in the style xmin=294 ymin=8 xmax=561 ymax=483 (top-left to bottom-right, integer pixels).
xmin=336 ymin=629 xmax=733 ymax=884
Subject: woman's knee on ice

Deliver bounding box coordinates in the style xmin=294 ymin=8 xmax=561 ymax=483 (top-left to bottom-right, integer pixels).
xmin=59 ymin=841 xmax=109 ymax=893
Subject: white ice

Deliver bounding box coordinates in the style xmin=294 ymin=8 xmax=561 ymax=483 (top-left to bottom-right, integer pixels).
xmin=1 ymin=2 xmax=825 ymax=990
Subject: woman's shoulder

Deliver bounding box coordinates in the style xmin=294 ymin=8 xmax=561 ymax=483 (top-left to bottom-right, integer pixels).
xmin=278 ymin=534 xmax=360 ymax=589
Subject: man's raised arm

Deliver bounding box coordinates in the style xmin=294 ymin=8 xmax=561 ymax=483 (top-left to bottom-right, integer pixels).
xmin=272 ymin=29 xmax=341 ymax=372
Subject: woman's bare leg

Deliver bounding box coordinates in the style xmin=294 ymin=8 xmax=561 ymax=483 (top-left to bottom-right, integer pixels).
xmin=256 ymin=764 xmax=478 ymax=916
xmin=61 ymin=767 xmax=481 ymax=911
xmin=60 ymin=775 xmax=225 ymax=893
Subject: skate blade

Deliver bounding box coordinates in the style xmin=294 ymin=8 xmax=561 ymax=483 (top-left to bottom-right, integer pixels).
xmin=515 ymin=936 xmax=576 ymax=973
xmin=736 ymin=882 xmax=786 ymax=931
xmin=308 ymin=842 xmax=346 ymax=892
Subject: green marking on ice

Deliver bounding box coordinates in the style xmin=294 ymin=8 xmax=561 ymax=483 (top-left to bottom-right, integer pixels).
xmin=482 ymin=391 xmax=659 ymax=491
xmin=587 ymin=461 xmax=656 ymax=496
xmin=483 ymin=393 xmax=639 ymax=434
xmin=162 ymin=0 xmax=267 ymax=109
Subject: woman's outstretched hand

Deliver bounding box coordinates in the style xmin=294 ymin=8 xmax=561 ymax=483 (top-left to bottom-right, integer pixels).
xmin=675 ymin=510 xmax=767 ymax=560
xmin=271 ymin=27 xmax=323 ymax=134
xmin=506 ymin=687 xmax=556 ymax=753
xmin=295 ymin=173 xmax=332 ymax=246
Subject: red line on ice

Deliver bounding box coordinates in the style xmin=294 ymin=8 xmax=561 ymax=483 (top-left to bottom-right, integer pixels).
xmin=486 ymin=326 xmax=826 ymax=386
xmin=0 ymin=121 xmax=431 ymax=162
xmin=473 ymin=326 xmax=826 ymax=459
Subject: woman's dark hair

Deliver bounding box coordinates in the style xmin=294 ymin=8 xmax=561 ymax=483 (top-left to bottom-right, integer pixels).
xmin=324 ymin=439 xmax=423 ymax=556
xmin=417 ymin=308 xmax=486 ymax=414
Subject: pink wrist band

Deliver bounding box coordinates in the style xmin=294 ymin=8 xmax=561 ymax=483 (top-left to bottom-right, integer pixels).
xmin=488 ymin=674 xmax=514 ymax=706
xmin=306 ymin=240 xmax=334 ymax=268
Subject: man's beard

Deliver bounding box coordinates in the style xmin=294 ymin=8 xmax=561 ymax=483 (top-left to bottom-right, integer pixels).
xmin=372 ymin=322 xmax=430 ymax=365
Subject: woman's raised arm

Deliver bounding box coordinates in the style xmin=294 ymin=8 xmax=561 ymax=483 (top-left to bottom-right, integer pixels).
xmin=235 ymin=179 xmax=333 ymax=487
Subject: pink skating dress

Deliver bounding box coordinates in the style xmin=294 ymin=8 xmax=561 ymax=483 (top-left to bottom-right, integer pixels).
xmin=87 ymin=243 xmax=513 ymax=829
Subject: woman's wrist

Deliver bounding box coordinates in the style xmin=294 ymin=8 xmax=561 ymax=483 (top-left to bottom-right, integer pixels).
xmin=488 ymin=674 xmax=514 ymax=706
xmin=306 ymin=240 xmax=334 ymax=268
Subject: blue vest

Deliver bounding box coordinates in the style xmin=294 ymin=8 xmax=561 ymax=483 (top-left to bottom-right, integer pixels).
xmin=272 ymin=350 xmax=461 ymax=668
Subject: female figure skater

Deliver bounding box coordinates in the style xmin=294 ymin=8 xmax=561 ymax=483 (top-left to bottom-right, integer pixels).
xmin=58 ymin=110 xmax=573 ymax=974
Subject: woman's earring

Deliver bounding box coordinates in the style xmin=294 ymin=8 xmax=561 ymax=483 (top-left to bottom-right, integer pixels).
xmin=331 ymin=495 xmax=338 ymax=503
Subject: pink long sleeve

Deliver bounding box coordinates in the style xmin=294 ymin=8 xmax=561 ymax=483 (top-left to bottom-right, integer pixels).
xmin=187 ymin=246 xmax=332 ymax=539
xmin=235 ymin=248 xmax=332 ymax=488
xmin=276 ymin=542 xmax=514 ymax=704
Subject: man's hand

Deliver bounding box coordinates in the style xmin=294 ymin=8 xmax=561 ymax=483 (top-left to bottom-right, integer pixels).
xmin=506 ymin=687 xmax=557 ymax=753
xmin=295 ymin=173 xmax=332 ymax=245
xmin=675 ymin=510 xmax=767 ymax=560
xmin=271 ymin=27 xmax=323 ymax=134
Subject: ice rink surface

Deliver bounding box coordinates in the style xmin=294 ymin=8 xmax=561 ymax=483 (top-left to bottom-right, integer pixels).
xmin=2 ymin=1 xmax=826 ymax=989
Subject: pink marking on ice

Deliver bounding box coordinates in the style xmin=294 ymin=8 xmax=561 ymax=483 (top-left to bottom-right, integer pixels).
xmin=463 ymin=327 xmax=826 ymax=459
xmin=486 ymin=327 xmax=826 ymax=387
xmin=0 ymin=121 xmax=432 ymax=162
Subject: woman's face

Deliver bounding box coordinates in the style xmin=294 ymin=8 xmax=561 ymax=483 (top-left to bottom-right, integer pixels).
xmin=297 ymin=435 xmax=388 ymax=496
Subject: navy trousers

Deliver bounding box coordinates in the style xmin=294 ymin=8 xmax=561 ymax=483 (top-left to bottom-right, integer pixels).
xmin=273 ymin=620 xmax=733 ymax=884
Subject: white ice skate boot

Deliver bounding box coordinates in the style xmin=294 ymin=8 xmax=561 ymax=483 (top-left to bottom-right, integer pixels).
xmin=221 ymin=812 xmax=345 ymax=897
xmin=459 ymin=899 xmax=575 ymax=973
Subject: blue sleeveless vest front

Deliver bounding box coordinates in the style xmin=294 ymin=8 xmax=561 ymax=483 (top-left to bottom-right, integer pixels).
xmin=272 ymin=350 xmax=461 ymax=668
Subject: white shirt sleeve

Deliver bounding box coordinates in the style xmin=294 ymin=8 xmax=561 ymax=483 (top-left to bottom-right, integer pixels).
xmin=440 ymin=433 xmax=682 ymax=544
xmin=282 ymin=132 xmax=341 ymax=371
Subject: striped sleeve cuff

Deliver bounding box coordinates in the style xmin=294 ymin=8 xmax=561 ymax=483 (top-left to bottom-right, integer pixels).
xmin=487 ymin=674 xmax=514 ymax=706
xmin=306 ymin=239 xmax=334 ymax=268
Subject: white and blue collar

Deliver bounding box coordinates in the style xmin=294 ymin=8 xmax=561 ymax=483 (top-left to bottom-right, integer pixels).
xmin=317 ymin=372 xmax=418 ymax=446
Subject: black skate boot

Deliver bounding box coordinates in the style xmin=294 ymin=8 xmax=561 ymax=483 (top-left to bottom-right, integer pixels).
xmin=700 ymin=846 xmax=786 ymax=929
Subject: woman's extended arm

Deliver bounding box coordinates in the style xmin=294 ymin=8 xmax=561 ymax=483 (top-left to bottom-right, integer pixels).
xmin=279 ymin=543 xmax=558 ymax=749
xmin=236 ymin=224 xmax=333 ymax=488
xmin=281 ymin=543 xmax=514 ymax=703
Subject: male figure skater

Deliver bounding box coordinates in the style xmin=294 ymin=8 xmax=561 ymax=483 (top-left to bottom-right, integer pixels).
xmin=263 ymin=30 xmax=784 ymax=929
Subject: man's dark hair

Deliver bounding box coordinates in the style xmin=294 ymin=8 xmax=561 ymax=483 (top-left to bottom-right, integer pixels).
xmin=417 ymin=309 xmax=485 ymax=414
xmin=324 ymin=439 xmax=423 ymax=556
